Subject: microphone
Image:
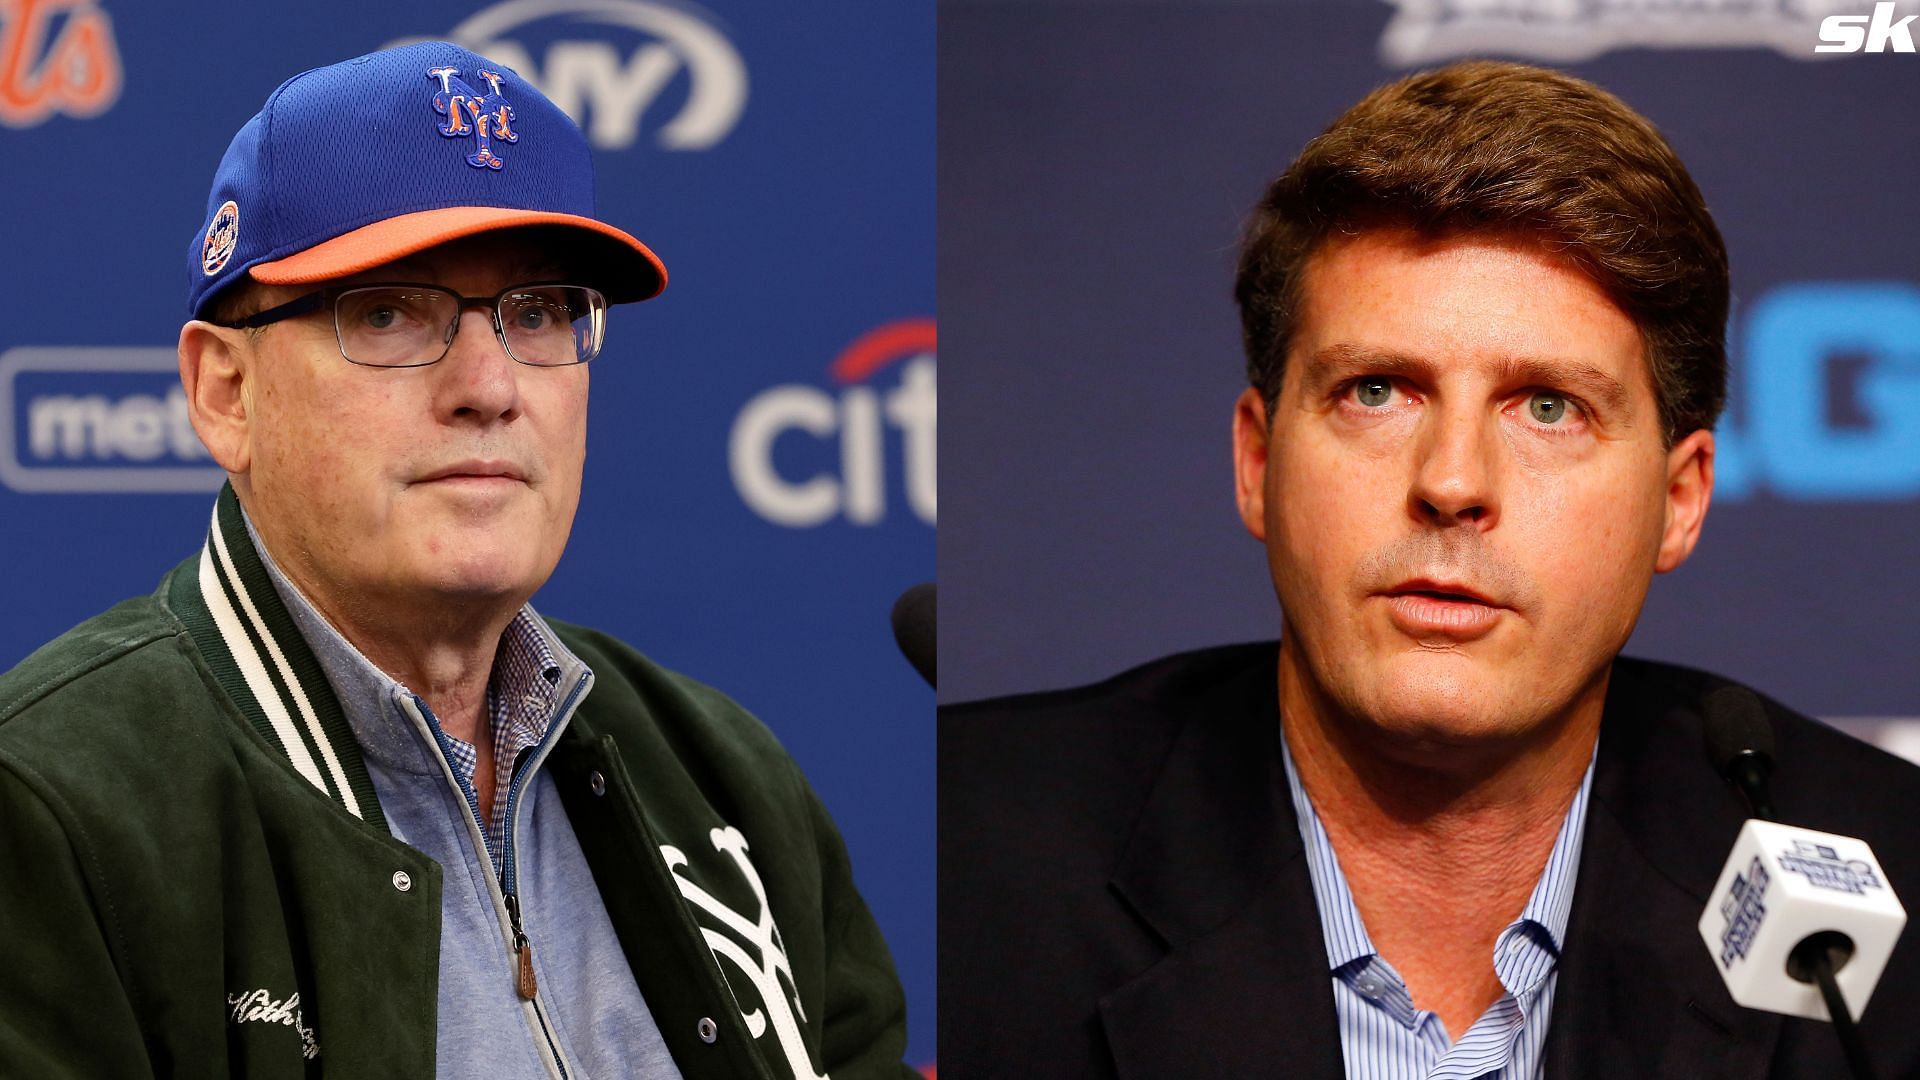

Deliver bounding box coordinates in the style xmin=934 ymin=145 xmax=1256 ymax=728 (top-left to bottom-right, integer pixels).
xmin=890 ymin=583 xmax=935 ymax=689
xmin=1697 ymin=688 xmax=1908 ymax=1079
xmin=1703 ymin=684 xmax=1776 ymax=821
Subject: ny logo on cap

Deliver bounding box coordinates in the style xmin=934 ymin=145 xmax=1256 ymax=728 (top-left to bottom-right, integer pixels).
xmin=427 ymin=66 xmax=518 ymax=170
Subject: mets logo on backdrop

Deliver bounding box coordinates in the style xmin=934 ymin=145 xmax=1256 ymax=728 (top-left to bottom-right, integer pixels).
xmin=0 ymin=346 xmax=223 ymax=494
xmin=389 ymin=0 xmax=746 ymax=152
xmin=428 ymin=66 xmax=519 ymax=169
xmin=730 ymin=319 xmax=936 ymax=529
xmin=0 ymin=0 xmax=124 ymax=128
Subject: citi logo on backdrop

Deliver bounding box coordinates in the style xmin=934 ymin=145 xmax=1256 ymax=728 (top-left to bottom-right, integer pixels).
xmin=391 ymin=0 xmax=747 ymax=151
xmin=729 ymin=320 xmax=937 ymax=530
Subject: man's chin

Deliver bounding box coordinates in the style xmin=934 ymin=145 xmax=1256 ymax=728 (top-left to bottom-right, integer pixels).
xmin=1331 ymin=663 xmax=1552 ymax=752
xmin=393 ymin=546 xmax=551 ymax=608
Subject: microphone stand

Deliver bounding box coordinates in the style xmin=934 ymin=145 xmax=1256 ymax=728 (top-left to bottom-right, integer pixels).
xmin=1783 ymin=932 xmax=1875 ymax=1080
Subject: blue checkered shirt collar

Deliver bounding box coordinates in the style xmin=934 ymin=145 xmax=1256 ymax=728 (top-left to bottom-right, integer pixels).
xmin=440 ymin=608 xmax=567 ymax=855
xmin=242 ymin=509 xmax=590 ymax=861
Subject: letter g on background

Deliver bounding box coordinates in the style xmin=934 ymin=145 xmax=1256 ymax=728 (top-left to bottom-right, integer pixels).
xmin=1725 ymin=283 xmax=1920 ymax=500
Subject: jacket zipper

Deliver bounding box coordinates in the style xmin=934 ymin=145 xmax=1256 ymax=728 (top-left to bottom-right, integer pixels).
xmin=401 ymin=671 xmax=591 ymax=1080
xmin=496 ymin=670 xmax=590 ymax=999
xmin=504 ymin=891 xmax=538 ymax=999
xmin=496 ymin=671 xmax=592 ymax=1079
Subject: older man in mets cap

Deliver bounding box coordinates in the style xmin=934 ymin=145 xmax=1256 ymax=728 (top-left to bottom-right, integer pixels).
xmin=0 ymin=41 xmax=911 ymax=1080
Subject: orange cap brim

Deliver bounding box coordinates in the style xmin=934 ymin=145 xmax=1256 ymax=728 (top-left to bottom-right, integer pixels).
xmin=248 ymin=206 xmax=667 ymax=302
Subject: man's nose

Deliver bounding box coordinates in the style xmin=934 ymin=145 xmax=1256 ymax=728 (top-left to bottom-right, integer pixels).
xmin=1409 ymin=404 xmax=1498 ymax=527
xmin=433 ymin=305 xmax=523 ymax=423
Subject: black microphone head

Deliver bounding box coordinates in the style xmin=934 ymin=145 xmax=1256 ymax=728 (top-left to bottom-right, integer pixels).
xmin=1703 ymin=684 xmax=1776 ymax=774
xmin=890 ymin=582 xmax=935 ymax=688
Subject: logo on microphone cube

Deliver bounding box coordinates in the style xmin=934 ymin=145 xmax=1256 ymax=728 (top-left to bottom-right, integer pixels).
xmin=1718 ymin=857 xmax=1770 ymax=970
xmin=1698 ymin=820 xmax=1907 ymax=1021
xmin=1778 ymin=840 xmax=1885 ymax=896
xmin=730 ymin=319 xmax=935 ymax=529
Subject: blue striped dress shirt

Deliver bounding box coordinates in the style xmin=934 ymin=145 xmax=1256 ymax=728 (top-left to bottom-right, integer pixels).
xmin=1281 ymin=730 xmax=1596 ymax=1080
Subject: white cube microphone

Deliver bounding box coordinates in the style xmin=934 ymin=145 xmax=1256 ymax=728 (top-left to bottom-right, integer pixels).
xmin=1698 ymin=819 xmax=1907 ymax=1020
xmin=1698 ymin=685 xmax=1907 ymax=1079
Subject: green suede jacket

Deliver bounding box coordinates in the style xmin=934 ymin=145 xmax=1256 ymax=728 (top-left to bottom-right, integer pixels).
xmin=0 ymin=487 xmax=912 ymax=1079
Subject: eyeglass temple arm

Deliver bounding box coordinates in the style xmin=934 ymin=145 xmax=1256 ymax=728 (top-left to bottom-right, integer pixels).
xmin=209 ymin=290 xmax=329 ymax=330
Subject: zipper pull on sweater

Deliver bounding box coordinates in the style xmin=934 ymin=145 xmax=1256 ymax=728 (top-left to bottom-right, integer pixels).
xmin=516 ymin=940 xmax=538 ymax=1001
xmin=504 ymin=891 xmax=538 ymax=1000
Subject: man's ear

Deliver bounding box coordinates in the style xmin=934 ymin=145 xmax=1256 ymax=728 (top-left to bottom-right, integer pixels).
xmin=1233 ymin=386 xmax=1272 ymax=542
xmin=1655 ymin=427 xmax=1714 ymax=573
xmin=178 ymin=321 xmax=254 ymax=476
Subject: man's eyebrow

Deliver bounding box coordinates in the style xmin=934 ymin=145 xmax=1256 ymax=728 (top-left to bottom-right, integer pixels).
xmin=1300 ymin=345 xmax=1428 ymax=386
xmin=1301 ymin=344 xmax=1632 ymax=414
xmin=1495 ymin=355 xmax=1632 ymax=414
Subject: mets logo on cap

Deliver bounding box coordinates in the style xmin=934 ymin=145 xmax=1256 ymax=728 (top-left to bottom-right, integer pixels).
xmin=428 ymin=66 xmax=518 ymax=169
xmin=201 ymin=201 xmax=240 ymax=277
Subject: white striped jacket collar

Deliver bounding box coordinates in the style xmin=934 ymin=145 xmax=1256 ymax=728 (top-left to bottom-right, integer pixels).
xmin=168 ymin=483 xmax=387 ymax=832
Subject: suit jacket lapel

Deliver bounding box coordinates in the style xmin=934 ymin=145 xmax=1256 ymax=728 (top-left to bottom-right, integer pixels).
xmin=1086 ymin=654 xmax=1785 ymax=1078
xmin=1545 ymin=661 xmax=1784 ymax=1079
xmin=1097 ymin=652 xmax=1345 ymax=1080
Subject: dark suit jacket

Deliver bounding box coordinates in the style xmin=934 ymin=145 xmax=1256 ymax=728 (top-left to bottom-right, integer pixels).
xmin=940 ymin=644 xmax=1920 ymax=1078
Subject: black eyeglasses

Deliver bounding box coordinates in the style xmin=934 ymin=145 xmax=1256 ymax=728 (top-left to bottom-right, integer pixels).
xmin=209 ymin=282 xmax=609 ymax=368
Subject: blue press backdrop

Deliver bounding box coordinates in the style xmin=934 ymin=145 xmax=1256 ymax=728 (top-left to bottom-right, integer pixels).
xmin=0 ymin=0 xmax=935 ymax=1065
xmin=939 ymin=0 xmax=1920 ymax=763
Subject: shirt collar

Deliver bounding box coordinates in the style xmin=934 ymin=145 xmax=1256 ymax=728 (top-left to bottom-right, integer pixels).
xmin=491 ymin=608 xmax=565 ymax=716
xmin=241 ymin=508 xmax=588 ymax=777
xmin=1281 ymin=722 xmax=1597 ymax=972
xmin=1517 ymin=755 xmax=1594 ymax=956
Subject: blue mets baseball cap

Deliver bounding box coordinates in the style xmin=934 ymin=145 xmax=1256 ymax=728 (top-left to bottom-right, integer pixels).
xmin=188 ymin=41 xmax=666 ymax=318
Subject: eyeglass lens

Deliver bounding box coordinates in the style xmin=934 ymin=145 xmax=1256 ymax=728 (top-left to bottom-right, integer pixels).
xmin=334 ymin=285 xmax=604 ymax=367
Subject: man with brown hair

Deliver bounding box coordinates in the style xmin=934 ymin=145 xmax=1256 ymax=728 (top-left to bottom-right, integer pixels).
xmin=941 ymin=61 xmax=1920 ymax=1077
